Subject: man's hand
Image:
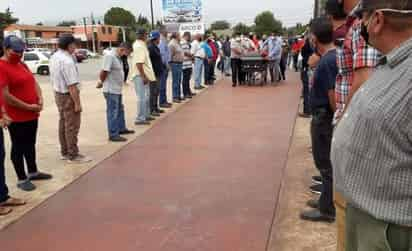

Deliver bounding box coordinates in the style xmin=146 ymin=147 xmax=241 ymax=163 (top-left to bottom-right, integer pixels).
xmin=0 ymin=114 xmax=12 ymax=128
xmin=28 ymin=104 xmax=42 ymax=113
xmin=96 ymin=81 xmax=103 ymax=89
xmin=142 ymin=75 xmax=150 ymax=85
xmin=74 ymin=104 xmax=82 ymax=113
xmin=308 ymin=54 xmax=320 ymax=68
xmin=38 ymin=97 xmax=44 ymax=111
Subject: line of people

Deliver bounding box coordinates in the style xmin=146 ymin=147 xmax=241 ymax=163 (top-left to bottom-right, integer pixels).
xmin=298 ymin=0 xmax=412 ymax=250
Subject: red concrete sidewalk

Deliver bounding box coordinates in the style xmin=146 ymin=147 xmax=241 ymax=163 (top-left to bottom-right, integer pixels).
xmin=0 ymin=76 xmax=301 ymax=251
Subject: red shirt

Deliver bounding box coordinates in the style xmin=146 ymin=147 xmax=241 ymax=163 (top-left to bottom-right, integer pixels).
xmin=0 ymin=60 xmax=39 ymax=122
xmin=208 ymin=40 xmax=218 ymax=61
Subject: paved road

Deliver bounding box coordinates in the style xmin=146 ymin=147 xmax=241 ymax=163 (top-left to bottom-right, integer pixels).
xmin=36 ymin=58 xmax=103 ymax=84
xmin=0 ymin=78 xmax=301 ymax=251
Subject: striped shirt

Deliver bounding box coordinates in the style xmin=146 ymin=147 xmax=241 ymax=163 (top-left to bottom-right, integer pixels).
xmin=331 ymin=37 xmax=412 ymax=226
xmin=181 ymin=39 xmax=193 ymax=70
xmin=49 ymin=49 xmax=80 ymax=94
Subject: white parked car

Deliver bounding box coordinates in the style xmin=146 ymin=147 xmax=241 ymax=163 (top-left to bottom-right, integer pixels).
xmin=103 ymin=47 xmax=117 ymax=56
xmin=23 ymin=51 xmax=50 ymax=75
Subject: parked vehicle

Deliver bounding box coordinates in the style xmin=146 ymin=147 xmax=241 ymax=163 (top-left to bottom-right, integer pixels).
xmin=78 ymin=49 xmax=97 ymax=58
xmin=103 ymin=47 xmax=117 ymax=56
xmin=74 ymin=50 xmax=87 ymax=63
xmin=23 ymin=51 xmax=50 ymax=75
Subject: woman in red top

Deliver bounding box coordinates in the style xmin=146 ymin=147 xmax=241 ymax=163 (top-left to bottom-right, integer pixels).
xmin=0 ymin=35 xmax=52 ymax=192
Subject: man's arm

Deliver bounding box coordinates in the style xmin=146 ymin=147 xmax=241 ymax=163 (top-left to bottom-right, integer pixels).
xmin=328 ymin=90 xmax=336 ymax=112
xmin=35 ymin=81 xmax=43 ymax=110
xmin=346 ymin=67 xmax=372 ymax=104
xmin=137 ymin=63 xmax=148 ymax=84
xmin=68 ymin=84 xmax=81 ymax=113
xmin=3 ymin=86 xmax=41 ymax=112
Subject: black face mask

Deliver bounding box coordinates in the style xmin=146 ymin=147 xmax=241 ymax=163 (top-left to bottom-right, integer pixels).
xmin=360 ymin=23 xmax=370 ymax=44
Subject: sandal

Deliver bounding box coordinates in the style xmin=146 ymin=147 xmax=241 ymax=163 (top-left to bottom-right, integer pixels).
xmin=0 ymin=197 xmax=26 ymax=207
xmin=0 ymin=207 xmax=12 ymax=216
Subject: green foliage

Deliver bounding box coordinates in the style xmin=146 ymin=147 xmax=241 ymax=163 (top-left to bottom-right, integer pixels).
xmin=232 ymin=22 xmax=252 ymax=35
xmin=0 ymin=8 xmax=19 ymax=33
xmin=254 ymin=11 xmax=283 ymax=35
xmin=210 ymin=20 xmax=230 ymax=30
xmin=104 ymin=7 xmax=136 ymax=27
xmin=57 ymin=20 xmax=76 ymax=27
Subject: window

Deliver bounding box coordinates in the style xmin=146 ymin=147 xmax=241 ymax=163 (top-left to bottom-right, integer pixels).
xmin=35 ymin=31 xmax=42 ymax=37
xmin=101 ymin=27 xmax=106 ymax=34
xmin=108 ymin=27 xmax=112 ymax=34
xmin=24 ymin=53 xmax=40 ymax=61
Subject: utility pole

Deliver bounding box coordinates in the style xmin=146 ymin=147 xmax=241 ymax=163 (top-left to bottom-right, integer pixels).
xmin=314 ymin=0 xmax=320 ymax=18
xmin=150 ymin=0 xmax=155 ymax=29
xmin=121 ymin=27 xmax=127 ymax=42
xmin=82 ymin=17 xmax=89 ymax=50
xmin=91 ymin=13 xmax=96 ymax=53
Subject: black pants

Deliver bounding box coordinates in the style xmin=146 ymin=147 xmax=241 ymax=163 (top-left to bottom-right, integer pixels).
xmin=210 ymin=60 xmax=216 ymax=81
xmin=231 ymin=58 xmax=242 ymax=86
xmin=150 ymin=81 xmax=160 ymax=113
xmin=280 ymin=57 xmax=287 ymax=80
xmin=301 ymin=69 xmax=311 ymax=115
xmin=182 ymin=68 xmax=192 ymax=97
xmin=0 ymin=129 xmax=8 ymax=203
xmin=310 ymin=108 xmax=335 ymax=216
xmin=293 ymin=54 xmax=299 ymax=72
xmin=8 ymin=119 xmax=39 ymax=181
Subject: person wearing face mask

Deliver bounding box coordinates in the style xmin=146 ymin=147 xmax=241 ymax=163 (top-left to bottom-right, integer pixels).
xmin=0 ymin=35 xmax=52 ymax=192
xmin=300 ymin=17 xmax=338 ymax=223
xmin=99 ymin=43 xmax=135 ymax=142
xmin=0 ymin=37 xmax=26 ymax=213
xmin=329 ymin=0 xmax=381 ymax=248
xmin=332 ymin=1 xmax=412 ymax=249
xmin=50 ymin=34 xmax=93 ymax=164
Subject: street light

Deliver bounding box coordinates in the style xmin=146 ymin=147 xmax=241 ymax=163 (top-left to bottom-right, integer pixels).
xmin=150 ymin=0 xmax=155 ymax=29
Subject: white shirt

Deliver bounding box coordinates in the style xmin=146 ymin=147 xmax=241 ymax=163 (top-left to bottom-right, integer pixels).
xmin=191 ymin=40 xmax=206 ymax=59
xmin=50 ymin=49 xmax=80 ymax=94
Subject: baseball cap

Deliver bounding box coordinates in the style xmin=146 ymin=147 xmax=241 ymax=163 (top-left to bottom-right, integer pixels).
xmin=3 ymin=35 xmax=25 ymax=53
xmin=136 ymin=28 xmax=147 ymax=35
xmin=149 ymin=31 xmax=161 ymax=40
xmin=359 ymin=0 xmax=412 ymax=12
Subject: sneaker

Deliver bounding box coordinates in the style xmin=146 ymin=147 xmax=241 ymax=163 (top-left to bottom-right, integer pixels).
xmin=300 ymin=209 xmax=335 ymax=223
xmin=61 ymin=155 xmax=69 ymax=160
xmin=119 ymin=129 xmax=135 ymax=135
xmin=173 ymin=99 xmax=181 ymax=104
xmin=17 ymin=180 xmax=36 ymax=192
xmin=190 ymin=92 xmax=197 ymax=96
xmin=194 ymin=86 xmax=202 ymax=90
xmin=299 ymin=112 xmax=311 ymax=118
xmin=151 ymin=112 xmax=161 ymax=117
xmin=310 ymin=184 xmax=322 ymax=195
xmin=184 ymin=95 xmax=192 ymax=99
xmin=67 ymin=154 xmax=93 ymax=164
xmin=0 ymin=207 xmax=12 ymax=216
xmin=135 ymin=121 xmax=150 ymax=126
xmin=312 ymin=175 xmax=322 ymax=185
xmin=160 ymin=103 xmax=172 ymax=108
xmin=156 ymin=109 xmax=165 ymax=114
xmin=0 ymin=197 xmax=26 ymax=207
xmin=147 ymin=117 xmax=155 ymax=121
xmin=109 ymin=136 xmax=128 ymax=142
xmin=28 ymin=172 xmax=53 ymax=181
xmin=306 ymin=199 xmax=320 ymax=209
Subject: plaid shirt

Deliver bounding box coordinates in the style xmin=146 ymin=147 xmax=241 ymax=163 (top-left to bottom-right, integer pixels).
xmin=335 ymin=18 xmax=381 ymax=120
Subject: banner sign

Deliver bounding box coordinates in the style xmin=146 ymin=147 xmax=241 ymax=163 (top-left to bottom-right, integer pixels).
xmin=179 ymin=22 xmax=205 ymax=34
xmin=162 ymin=0 xmax=204 ymax=34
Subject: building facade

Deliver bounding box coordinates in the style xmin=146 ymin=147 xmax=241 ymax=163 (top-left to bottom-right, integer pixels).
xmin=4 ymin=24 xmax=72 ymax=49
xmin=72 ymin=24 xmax=121 ymax=52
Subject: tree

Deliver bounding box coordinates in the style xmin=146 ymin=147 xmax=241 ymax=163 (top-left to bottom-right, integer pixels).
xmin=36 ymin=22 xmax=43 ymax=26
xmin=137 ymin=14 xmax=149 ymax=26
xmin=57 ymin=20 xmax=76 ymax=27
xmin=232 ymin=22 xmax=251 ymax=35
xmin=254 ymin=11 xmax=283 ymax=35
xmin=104 ymin=7 xmax=136 ymax=28
xmin=0 ymin=8 xmax=19 ymax=37
xmin=210 ymin=20 xmax=230 ymax=30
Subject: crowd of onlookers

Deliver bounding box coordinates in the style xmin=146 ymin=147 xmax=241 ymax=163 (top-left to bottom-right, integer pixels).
xmin=1 ymin=0 xmax=412 ymax=249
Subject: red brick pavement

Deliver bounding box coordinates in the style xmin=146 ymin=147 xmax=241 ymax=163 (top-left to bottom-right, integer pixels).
xmin=0 ymin=76 xmax=301 ymax=251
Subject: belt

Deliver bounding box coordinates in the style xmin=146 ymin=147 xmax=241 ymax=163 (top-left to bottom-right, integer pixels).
xmin=312 ymin=107 xmax=333 ymax=116
xmin=55 ymin=92 xmax=70 ymax=96
xmin=170 ymin=61 xmax=183 ymax=64
xmin=195 ymin=56 xmax=204 ymax=59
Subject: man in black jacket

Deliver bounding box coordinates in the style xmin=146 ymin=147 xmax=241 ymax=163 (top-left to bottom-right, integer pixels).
xmin=148 ymin=31 xmax=165 ymax=116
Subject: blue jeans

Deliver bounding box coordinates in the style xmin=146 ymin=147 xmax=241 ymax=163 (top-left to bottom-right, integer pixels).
xmin=104 ymin=93 xmax=127 ymax=138
xmin=171 ymin=63 xmax=183 ymax=99
xmin=224 ymin=56 xmax=231 ymax=74
xmin=159 ymin=70 xmax=168 ymax=105
xmin=133 ymin=76 xmax=150 ymax=122
xmin=0 ymin=129 xmax=8 ymax=203
xmin=194 ymin=57 xmax=203 ymax=88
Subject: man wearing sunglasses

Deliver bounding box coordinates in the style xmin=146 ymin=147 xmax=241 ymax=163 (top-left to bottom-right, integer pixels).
xmin=332 ymin=0 xmax=412 ymax=250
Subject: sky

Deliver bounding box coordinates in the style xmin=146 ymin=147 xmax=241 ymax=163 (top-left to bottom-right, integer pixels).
xmin=0 ymin=0 xmax=314 ymax=27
